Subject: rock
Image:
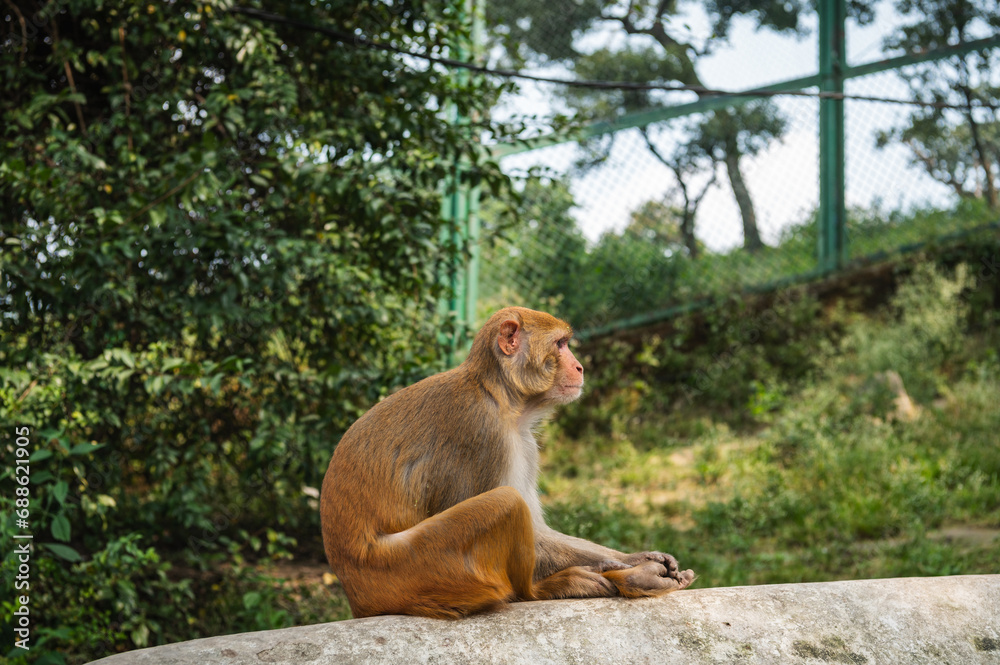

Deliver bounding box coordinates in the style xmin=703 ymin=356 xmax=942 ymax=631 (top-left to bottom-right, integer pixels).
xmin=880 ymin=370 xmax=921 ymax=421
xmin=88 ymin=575 xmax=1000 ymax=664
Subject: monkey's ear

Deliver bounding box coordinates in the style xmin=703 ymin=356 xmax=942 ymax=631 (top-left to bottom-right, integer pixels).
xmin=497 ymin=320 xmax=521 ymax=356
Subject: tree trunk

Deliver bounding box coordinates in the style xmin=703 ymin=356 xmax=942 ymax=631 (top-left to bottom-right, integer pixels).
xmin=961 ymin=85 xmax=999 ymax=209
xmin=723 ymin=148 xmax=764 ymax=252
xmin=680 ymin=211 xmax=699 ymax=259
xmin=628 ymin=17 xmax=767 ymax=254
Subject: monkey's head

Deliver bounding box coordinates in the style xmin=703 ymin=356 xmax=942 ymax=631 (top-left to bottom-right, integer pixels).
xmin=469 ymin=307 xmax=584 ymax=405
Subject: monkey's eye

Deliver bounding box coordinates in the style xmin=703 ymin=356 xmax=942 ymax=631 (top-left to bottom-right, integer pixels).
xmin=556 ymin=337 xmax=569 ymax=349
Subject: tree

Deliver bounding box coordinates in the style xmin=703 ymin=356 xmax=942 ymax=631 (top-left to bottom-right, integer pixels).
xmin=478 ymin=178 xmax=587 ymax=319
xmin=878 ymin=0 xmax=1000 ymax=208
xmin=626 ymin=194 xmax=708 ymax=259
xmin=477 ymin=177 xmax=688 ymax=328
xmin=574 ymin=224 xmax=685 ymax=328
xmin=0 ymin=1 xmax=505 ymax=660
xmin=487 ymin=0 xmax=866 ymax=253
xmin=686 ymin=102 xmax=787 ymax=252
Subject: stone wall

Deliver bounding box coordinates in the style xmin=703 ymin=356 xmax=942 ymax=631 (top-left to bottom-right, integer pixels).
xmin=89 ymin=575 xmax=1000 ymax=664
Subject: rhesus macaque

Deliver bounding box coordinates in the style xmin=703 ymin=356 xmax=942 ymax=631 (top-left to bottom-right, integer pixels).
xmin=320 ymin=306 xmax=694 ymax=619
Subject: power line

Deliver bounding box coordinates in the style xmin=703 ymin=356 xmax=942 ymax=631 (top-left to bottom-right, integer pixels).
xmin=229 ymin=6 xmax=999 ymax=112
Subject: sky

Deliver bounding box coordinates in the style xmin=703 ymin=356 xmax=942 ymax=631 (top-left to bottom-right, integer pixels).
xmin=491 ymin=3 xmax=966 ymax=251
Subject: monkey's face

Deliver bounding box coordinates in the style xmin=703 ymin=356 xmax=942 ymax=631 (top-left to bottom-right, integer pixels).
xmin=481 ymin=306 xmax=585 ymax=404
xmin=544 ymin=335 xmax=584 ymax=404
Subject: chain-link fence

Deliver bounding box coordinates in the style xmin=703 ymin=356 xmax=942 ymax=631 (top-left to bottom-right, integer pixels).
xmin=473 ymin=1 xmax=1000 ymax=336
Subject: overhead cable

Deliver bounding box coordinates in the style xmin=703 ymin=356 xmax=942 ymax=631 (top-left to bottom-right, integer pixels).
xmin=229 ymin=7 xmax=1000 ymax=111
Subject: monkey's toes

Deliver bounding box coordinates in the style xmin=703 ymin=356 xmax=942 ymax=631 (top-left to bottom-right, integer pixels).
xmin=673 ymin=568 xmax=696 ymax=589
xmin=629 ymin=561 xmax=673 ymax=589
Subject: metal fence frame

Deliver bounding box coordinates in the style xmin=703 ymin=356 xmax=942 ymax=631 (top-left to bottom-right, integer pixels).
xmin=444 ymin=0 xmax=1000 ymax=344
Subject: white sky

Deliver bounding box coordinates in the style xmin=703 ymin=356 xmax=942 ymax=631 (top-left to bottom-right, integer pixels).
xmin=492 ymin=3 xmax=966 ymax=251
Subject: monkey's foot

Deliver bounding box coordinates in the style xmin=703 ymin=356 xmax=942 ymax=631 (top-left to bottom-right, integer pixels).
xmin=603 ymin=560 xmax=695 ymax=597
xmin=612 ymin=552 xmax=696 ymax=593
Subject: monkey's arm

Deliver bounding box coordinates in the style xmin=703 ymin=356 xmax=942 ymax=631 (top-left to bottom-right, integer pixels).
xmin=533 ymin=524 xmax=695 ymax=591
xmin=532 ymin=525 xmax=626 ymax=579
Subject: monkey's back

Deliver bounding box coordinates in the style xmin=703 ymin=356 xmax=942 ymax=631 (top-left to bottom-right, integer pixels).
xmin=320 ymin=366 xmax=508 ymax=569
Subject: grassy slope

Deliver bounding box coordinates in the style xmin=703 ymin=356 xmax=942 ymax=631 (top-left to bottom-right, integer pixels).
xmin=541 ymin=260 xmax=1000 ymax=588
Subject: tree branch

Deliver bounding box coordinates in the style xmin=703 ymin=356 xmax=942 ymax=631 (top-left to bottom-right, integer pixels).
xmin=126 ymin=170 xmax=202 ymax=224
xmin=4 ymin=0 xmax=27 ymax=64
xmin=52 ymin=21 xmax=88 ymax=136
xmin=119 ymin=25 xmax=134 ymax=153
xmin=905 ymin=139 xmax=971 ymax=199
xmin=639 ymin=127 xmax=673 ymax=169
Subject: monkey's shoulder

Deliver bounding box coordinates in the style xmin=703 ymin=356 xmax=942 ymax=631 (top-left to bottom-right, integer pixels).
xmin=358 ymin=370 xmax=485 ymax=424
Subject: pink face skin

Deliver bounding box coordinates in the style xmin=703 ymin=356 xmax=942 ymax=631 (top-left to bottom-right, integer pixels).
xmin=551 ymin=336 xmax=584 ymax=403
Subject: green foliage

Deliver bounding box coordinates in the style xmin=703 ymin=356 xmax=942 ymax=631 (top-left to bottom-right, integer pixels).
xmin=689 ymin=102 xmax=788 ymax=162
xmin=566 ymin=45 xmax=698 ymax=117
xmin=566 ymin=231 xmax=688 ymax=329
xmin=478 ymin=177 xmax=586 ymax=318
xmin=546 ymin=498 xmax=683 ymax=553
xmin=1 ymin=1 xmax=506 ymax=662
xmin=539 ymin=253 xmax=1000 ymax=589
xmin=838 ymin=262 xmax=971 ymax=401
xmin=486 ymin=0 xmax=605 ymax=63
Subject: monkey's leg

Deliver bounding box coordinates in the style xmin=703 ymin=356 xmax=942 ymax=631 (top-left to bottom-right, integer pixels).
xmin=346 ymin=485 xmax=537 ymax=619
xmin=531 ymin=565 xmax=618 ymax=600
xmin=533 ymin=531 xmax=695 ymax=598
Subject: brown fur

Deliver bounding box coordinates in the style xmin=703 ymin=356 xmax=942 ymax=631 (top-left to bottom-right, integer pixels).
xmin=320 ymin=307 xmax=694 ymax=618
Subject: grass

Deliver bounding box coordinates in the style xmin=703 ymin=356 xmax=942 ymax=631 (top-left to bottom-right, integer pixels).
xmin=542 ymin=373 xmax=1000 ymax=587
xmin=540 ymin=261 xmax=1000 ymax=588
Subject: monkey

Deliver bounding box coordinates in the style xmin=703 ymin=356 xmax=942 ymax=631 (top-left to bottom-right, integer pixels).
xmin=320 ymin=306 xmax=694 ymax=619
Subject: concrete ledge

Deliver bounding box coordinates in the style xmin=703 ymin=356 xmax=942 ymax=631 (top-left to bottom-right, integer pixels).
xmin=89 ymin=575 xmax=1000 ymax=664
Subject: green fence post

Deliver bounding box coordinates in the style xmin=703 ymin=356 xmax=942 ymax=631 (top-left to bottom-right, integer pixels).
xmin=463 ymin=0 xmax=484 ymax=336
xmin=438 ymin=0 xmax=483 ymax=365
xmin=449 ymin=160 xmax=468 ymax=352
xmin=438 ymin=167 xmax=459 ymax=366
xmin=465 ymin=183 xmax=481 ymax=329
xmin=818 ymin=0 xmax=847 ymax=273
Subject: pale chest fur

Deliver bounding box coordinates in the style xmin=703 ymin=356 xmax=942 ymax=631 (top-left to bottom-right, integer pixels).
xmin=500 ymin=425 xmax=546 ymax=530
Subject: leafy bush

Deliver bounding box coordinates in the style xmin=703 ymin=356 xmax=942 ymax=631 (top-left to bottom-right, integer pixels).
xmin=1 ymin=1 xmax=506 ymax=662
xmin=838 ymin=262 xmax=971 ymax=402
xmin=538 ymin=248 xmax=1000 ymax=589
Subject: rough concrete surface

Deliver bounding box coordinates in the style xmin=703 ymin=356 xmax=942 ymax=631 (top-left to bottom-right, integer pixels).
xmin=88 ymin=575 xmax=1000 ymax=664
